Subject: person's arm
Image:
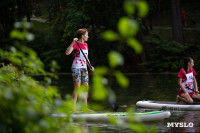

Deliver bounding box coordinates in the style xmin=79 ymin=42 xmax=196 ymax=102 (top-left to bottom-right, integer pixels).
xmin=178 ymin=78 xmax=187 ymax=93
xmin=193 ymin=76 xmax=199 ymax=93
xmin=65 ymin=38 xmax=78 ymax=55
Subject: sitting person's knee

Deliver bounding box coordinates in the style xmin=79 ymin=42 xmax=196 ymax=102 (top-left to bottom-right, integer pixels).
xmin=188 ymin=99 xmax=193 ymax=104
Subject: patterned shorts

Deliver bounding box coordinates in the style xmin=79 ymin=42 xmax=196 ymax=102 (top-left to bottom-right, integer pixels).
xmin=72 ymin=68 xmax=89 ymax=83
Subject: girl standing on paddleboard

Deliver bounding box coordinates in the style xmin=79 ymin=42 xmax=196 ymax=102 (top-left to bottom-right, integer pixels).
xmin=176 ymin=57 xmax=200 ymax=104
xmin=65 ymin=28 xmax=94 ymax=111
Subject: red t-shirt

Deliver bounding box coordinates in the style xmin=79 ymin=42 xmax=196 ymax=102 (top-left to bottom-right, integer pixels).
xmin=178 ymin=68 xmax=197 ymax=82
xmin=181 ymin=10 xmax=186 ymax=20
xmin=72 ymin=42 xmax=88 ymax=57
xmin=72 ymin=42 xmax=88 ymax=68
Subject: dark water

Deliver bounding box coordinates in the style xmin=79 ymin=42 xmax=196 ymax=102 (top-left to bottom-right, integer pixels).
xmin=41 ymin=73 xmax=200 ymax=133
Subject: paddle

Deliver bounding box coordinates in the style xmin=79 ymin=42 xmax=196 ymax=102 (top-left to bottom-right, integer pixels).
xmin=109 ymin=101 xmax=119 ymax=112
xmin=186 ymin=86 xmax=199 ymax=93
xmin=75 ymin=41 xmax=119 ymax=111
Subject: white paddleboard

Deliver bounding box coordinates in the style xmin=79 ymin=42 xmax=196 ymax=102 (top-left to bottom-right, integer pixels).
xmin=52 ymin=111 xmax=171 ymax=122
xmin=136 ymin=100 xmax=200 ymax=111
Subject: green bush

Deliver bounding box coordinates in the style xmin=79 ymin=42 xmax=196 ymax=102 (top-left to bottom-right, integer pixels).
xmin=0 ymin=21 xmax=86 ymax=133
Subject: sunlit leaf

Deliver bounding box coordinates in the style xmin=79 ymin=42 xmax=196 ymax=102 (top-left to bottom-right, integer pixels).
xmin=109 ymin=116 xmax=117 ymax=125
xmin=118 ymin=17 xmax=138 ymax=37
xmin=95 ymin=67 xmax=108 ymax=75
xmin=102 ymin=30 xmax=119 ymax=41
xmin=92 ymin=76 xmax=107 ymax=100
xmin=129 ymin=123 xmax=146 ymax=132
xmin=27 ymin=48 xmax=37 ymax=58
xmin=137 ymin=1 xmax=149 ymax=17
xmin=115 ymin=71 xmax=129 ymax=89
xmin=77 ymin=85 xmax=88 ymax=101
xmin=124 ymin=1 xmax=135 ymax=15
xmin=8 ymin=57 xmax=22 ymax=65
xmin=127 ymin=107 xmax=135 ymax=122
xmin=10 ymin=30 xmax=26 ymax=40
xmin=108 ymin=51 xmax=124 ymax=68
xmin=149 ymin=126 xmax=158 ymax=133
xmin=127 ymin=38 xmax=142 ymax=54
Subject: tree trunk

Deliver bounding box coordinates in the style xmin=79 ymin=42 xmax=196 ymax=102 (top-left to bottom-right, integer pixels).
xmin=171 ymin=0 xmax=184 ymax=44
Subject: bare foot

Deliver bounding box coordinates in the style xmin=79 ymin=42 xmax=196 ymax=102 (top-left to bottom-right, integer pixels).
xmin=176 ymin=95 xmax=181 ymax=104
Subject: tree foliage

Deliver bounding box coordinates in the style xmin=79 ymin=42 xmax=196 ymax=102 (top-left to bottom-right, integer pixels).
xmin=0 ymin=0 xmax=35 ymax=38
xmin=141 ymin=31 xmax=190 ymax=72
xmin=2 ymin=0 xmax=200 ymax=74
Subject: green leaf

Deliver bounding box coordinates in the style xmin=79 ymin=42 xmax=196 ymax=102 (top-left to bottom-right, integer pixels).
xmin=77 ymin=85 xmax=88 ymax=100
xmin=10 ymin=30 xmax=26 ymax=40
xmin=50 ymin=60 xmax=60 ymax=73
xmin=129 ymin=123 xmax=146 ymax=132
xmin=102 ymin=30 xmax=119 ymax=41
xmin=108 ymin=51 xmax=124 ymax=68
xmin=92 ymin=76 xmax=107 ymax=101
xmin=109 ymin=116 xmax=117 ymax=125
xmin=118 ymin=17 xmax=138 ymax=37
xmin=137 ymin=1 xmax=149 ymax=17
xmin=124 ymin=1 xmax=135 ymax=15
xmin=127 ymin=38 xmax=142 ymax=54
xmin=149 ymin=126 xmax=158 ymax=133
xmin=95 ymin=67 xmax=108 ymax=75
xmin=115 ymin=71 xmax=129 ymax=89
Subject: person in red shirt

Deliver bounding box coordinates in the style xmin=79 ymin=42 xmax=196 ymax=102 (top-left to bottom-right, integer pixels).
xmin=65 ymin=28 xmax=94 ymax=111
xmin=176 ymin=57 xmax=200 ymax=104
xmin=181 ymin=9 xmax=187 ymax=27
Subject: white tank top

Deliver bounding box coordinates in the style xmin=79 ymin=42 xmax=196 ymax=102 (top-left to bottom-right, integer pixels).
xmin=180 ymin=72 xmax=194 ymax=93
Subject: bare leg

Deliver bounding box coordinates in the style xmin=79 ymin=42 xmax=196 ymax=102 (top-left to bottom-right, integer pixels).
xmin=82 ymin=82 xmax=94 ymax=112
xmin=192 ymin=93 xmax=200 ymax=101
xmin=82 ymin=82 xmax=89 ymax=105
xmin=176 ymin=95 xmax=181 ymax=104
xmin=72 ymin=82 xmax=81 ymax=110
xmin=176 ymin=95 xmax=188 ymax=104
xmin=180 ymin=93 xmax=193 ymax=104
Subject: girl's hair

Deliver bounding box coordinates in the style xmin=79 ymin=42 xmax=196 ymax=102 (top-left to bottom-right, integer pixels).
xmin=183 ymin=57 xmax=192 ymax=72
xmin=77 ymin=28 xmax=88 ymax=39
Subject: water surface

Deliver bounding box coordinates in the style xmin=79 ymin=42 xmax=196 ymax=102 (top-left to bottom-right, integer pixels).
xmin=41 ymin=73 xmax=200 ymax=132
